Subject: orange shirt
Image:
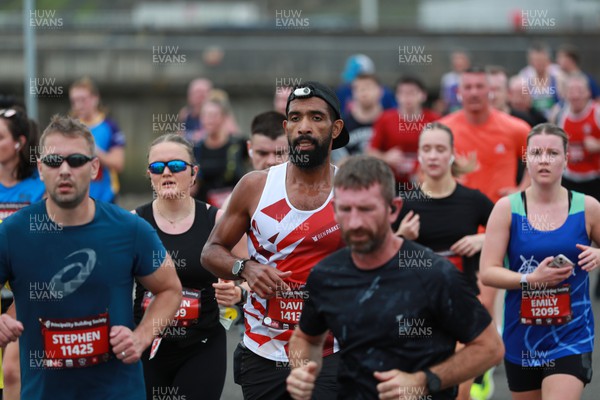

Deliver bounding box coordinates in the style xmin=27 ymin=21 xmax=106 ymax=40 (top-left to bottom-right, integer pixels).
xmin=439 ymin=108 xmax=530 ymax=203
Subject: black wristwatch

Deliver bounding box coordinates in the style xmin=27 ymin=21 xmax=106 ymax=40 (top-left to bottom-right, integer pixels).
xmin=232 ymin=259 xmax=250 ymax=278
xmin=423 ymin=368 xmax=442 ymax=394
xmin=236 ymin=286 xmax=248 ymax=306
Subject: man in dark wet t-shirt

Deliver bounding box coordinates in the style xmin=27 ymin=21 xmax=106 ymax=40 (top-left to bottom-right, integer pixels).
xmin=286 ymin=155 xmax=504 ymax=400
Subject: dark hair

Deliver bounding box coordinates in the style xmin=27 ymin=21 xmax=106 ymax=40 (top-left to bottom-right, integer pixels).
xmin=353 ymin=73 xmax=381 ymax=86
xmin=527 ymin=123 xmax=569 ymax=154
xmin=40 ymin=114 xmax=96 ymax=156
xmin=395 ymin=76 xmax=426 ymax=92
xmin=0 ymin=106 xmax=39 ymax=181
xmin=334 ymin=155 xmax=395 ymax=205
xmin=558 ymin=44 xmax=580 ymax=65
xmin=149 ymin=133 xmax=196 ymax=164
xmin=528 ymin=42 xmax=551 ymax=55
xmin=0 ymin=95 xmax=25 ymax=110
xmin=251 ymin=111 xmax=286 ymax=140
xmin=463 ymin=66 xmax=487 ymax=75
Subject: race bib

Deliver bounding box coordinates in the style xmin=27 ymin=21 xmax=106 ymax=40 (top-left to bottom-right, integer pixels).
xmin=142 ymin=288 xmax=201 ymax=327
xmin=569 ymin=144 xmax=585 ymax=163
xmin=0 ymin=202 xmax=30 ymax=221
xmin=39 ymin=312 xmax=111 ymax=369
xmin=520 ymin=285 xmax=572 ymax=325
xmin=262 ymin=289 xmax=306 ymax=330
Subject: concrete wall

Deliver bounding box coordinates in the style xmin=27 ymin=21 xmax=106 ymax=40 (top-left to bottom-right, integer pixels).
xmin=3 ymin=30 xmax=600 ymax=192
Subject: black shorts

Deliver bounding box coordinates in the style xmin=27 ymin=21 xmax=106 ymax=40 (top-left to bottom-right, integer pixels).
xmin=233 ymin=342 xmax=339 ymax=400
xmin=504 ymin=353 xmax=593 ymax=392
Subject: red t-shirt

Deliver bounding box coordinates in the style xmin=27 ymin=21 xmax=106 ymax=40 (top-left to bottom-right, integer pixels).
xmin=558 ymin=102 xmax=600 ymax=178
xmin=370 ymin=109 xmax=440 ymax=182
xmin=439 ymin=108 xmax=530 ymax=203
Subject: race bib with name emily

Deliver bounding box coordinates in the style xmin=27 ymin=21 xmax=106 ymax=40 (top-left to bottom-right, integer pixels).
xmin=520 ymin=285 xmax=572 ymax=326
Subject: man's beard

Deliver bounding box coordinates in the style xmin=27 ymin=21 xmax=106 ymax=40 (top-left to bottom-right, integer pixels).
xmin=288 ymin=132 xmax=332 ymax=170
xmin=342 ymin=227 xmax=386 ymax=254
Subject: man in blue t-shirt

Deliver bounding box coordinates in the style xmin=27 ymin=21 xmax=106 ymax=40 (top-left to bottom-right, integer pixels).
xmin=0 ymin=115 xmax=182 ymax=400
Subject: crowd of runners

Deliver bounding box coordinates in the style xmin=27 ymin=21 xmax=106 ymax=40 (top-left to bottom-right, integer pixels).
xmin=0 ymin=41 xmax=599 ymax=400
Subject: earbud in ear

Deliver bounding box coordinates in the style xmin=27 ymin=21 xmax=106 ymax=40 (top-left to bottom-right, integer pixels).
xmin=418 ymin=155 xmax=424 ymax=164
xmin=14 ymin=143 xmax=20 ymax=149
xmin=449 ymin=155 xmax=455 ymax=165
xmin=248 ymin=149 xmax=254 ymax=158
xmin=457 ymin=94 xmax=463 ymax=103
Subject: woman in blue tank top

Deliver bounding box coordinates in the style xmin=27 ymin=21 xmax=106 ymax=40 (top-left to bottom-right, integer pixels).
xmin=481 ymin=123 xmax=600 ymax=399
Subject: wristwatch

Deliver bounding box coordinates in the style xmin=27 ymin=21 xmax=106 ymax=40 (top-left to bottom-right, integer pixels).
xmin=236 ymin=285 xmax=248 ymax=306
xmin=423 ymin=368 xmax=442 ymax=394
xmin=232 ymin=259 xmax=250 ymax=278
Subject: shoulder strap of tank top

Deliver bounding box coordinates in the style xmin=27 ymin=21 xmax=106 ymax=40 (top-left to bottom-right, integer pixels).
xmin=135 ymin=202 xmax=151 ymax=219
xmin=521 ymin=190 xmax=572 ymax=216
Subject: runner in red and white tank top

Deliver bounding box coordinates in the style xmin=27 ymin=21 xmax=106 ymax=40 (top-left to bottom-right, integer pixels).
xmin=558 ymin=101 xmax=600 ymax=181
xmin=557 ymin=75 xmax=600 ymax=202
xmin=244 ymin=162 xmax=344 ymax=361
xmin=202 ymin=80 xmax=351 ymax=399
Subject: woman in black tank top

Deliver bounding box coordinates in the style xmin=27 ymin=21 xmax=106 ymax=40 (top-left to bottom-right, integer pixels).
xmin=133 ymin=134 xmax=226 ymax=400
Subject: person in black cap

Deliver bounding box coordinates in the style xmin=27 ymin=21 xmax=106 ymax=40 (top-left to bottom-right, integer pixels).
xmin=202 ymin=81 xmax=347 ymax=399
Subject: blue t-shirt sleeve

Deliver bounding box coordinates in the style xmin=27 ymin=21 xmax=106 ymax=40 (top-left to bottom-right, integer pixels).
xmin=132 ymin=217 xmax=166 ymax=277
xmin=106 ymin=119 xmax=126 ymax=148
xmin=587 ymin=74 xmax=600 ymax=99
xmin=0 ymin=226 xmax=11 ymax=285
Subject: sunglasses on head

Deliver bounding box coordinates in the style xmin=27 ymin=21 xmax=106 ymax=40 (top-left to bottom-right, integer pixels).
xmin=41 ymin=154 xmax=94 ymax=168
xmin=0 ymin=109 xmax=18 ymax=119
xmin=148 ymin=160 xmax=193 ymax=175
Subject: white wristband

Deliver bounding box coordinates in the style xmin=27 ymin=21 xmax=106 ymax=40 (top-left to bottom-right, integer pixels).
xmin=520 ymin=274 xmax=529 ymax=285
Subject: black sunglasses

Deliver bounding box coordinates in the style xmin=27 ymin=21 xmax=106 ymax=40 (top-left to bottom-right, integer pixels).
xmin=148 ymin=160 xmax=193 ymax=175
xmin=41 ymin=154 xmax=95 ymax=168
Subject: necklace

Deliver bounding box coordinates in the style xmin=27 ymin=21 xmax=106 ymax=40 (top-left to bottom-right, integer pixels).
xmin=155 ymin=198 xmax=194 ymax=225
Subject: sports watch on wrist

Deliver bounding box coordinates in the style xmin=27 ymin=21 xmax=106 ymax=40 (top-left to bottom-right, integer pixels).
xmin=236 ymin=286 xmax=248 ymax=306
xmin=423 ymin=368 xmax=442 ymax=394
xmin=232 ymin=258 xmax=250 ymax=278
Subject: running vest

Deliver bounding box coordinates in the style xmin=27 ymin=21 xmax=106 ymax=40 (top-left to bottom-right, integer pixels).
xmin=558 ymin=102 xmax=600 ymax=181
xmin=504 ymin=191 xmax=594 ymax=366
xmin=244 ymin=162 xmax=344 ymax=362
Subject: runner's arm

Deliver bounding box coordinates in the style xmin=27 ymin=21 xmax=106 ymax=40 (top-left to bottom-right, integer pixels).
xmin=425 ymin=322 xmax=503 ymax=390
xmin=134 ymin=254 xmax=182 ymax=348
xmin=201 ymin=173 xmax=257 ymax=279
xmin=201 ymin=172 xmax=291 ymax=297
xmin=286 ymin=328 xmax=328 ymax=400
xmin=96 ymin=146 xmax=125 ymax=173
